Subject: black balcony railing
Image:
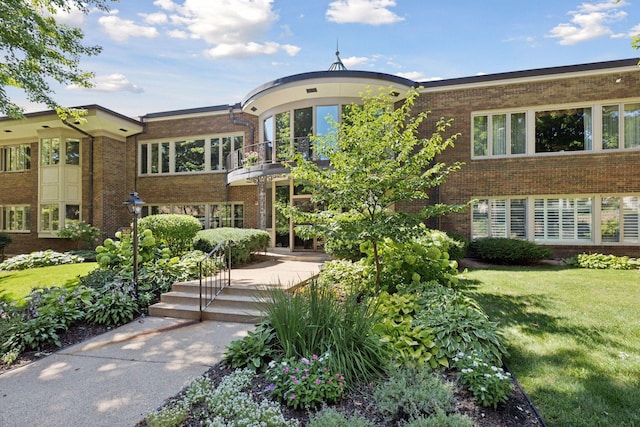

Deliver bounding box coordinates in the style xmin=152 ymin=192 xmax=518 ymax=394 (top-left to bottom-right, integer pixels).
xmin=226 ymin=137 xmax=314 ymax=172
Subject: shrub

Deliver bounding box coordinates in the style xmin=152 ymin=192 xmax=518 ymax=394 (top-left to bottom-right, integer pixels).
xmin=361 ymin=230 xmax=460 ymax=293
xmin=265 ymin=352 xmax=346 ymax=410
xmin=317 ymin=259 xmax=374 ymax=297
xmin=307 ymin=407 xmax=372 ymax=427
xmin=565 ymin=253 xmax=640 ymax=270
xmin=0 ymin=250 xmax=84 ymax=271
xmin=194 ymin=227 xmax=270 ymax=264
xmin=58 ymin=220 xmax=102 ymax=249
xmin=373 ymin=365 xmax=455 ymax=422
xmin=0 ymin=232 xmax=12 ymax=262
xmin=138 ymin=214 xmax=202 ymax=256
xmin=454 ymin=350 xmax=512 ymax=409
xmin=94 ymin=229 xmax=160 ymax=269
xmin=444 ymin=231 xmax=468 ymax=261
xmin=402 ymin=410 xmax=474 ymax=427
xmin=467 ymin=238 xmax=552 ymax=265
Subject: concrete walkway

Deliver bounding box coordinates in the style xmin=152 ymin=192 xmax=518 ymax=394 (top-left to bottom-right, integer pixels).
xmin=0 ymin=252 xmax=327 ymax=427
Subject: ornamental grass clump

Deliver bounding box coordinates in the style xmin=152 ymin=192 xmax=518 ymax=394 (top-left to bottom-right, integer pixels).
xmin=266 ymin=352 xmax=346 ymax=410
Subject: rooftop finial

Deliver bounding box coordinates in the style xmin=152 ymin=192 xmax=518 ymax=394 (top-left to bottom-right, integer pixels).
xmin=329 ymin=39 xmax=347 ymax=71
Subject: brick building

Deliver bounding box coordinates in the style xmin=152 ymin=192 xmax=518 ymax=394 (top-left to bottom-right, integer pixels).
xmin=1 ymin=58 xmax=639 ymax=257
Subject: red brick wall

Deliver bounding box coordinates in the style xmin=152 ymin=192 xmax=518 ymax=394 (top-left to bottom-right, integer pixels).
xmin=414 ymin=69 xmax=640 ymax=257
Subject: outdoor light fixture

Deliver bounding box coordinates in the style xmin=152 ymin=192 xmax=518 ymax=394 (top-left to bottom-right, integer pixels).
xmin=123 ymin=191 xmax=145 ymax=295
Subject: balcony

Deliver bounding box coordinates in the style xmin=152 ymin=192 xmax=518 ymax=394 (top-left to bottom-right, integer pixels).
xmin=226 ymin=137 xmax=327 ymax=184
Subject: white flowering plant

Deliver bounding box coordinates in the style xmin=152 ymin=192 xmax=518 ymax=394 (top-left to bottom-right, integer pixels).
xmin=453 ymin=350 xmax=512 ymax=409
xmin=265 ymin=352 xmax=346 ymax=410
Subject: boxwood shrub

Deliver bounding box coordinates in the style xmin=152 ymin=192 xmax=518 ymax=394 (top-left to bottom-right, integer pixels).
xmin=138 ymin=214 xmax=202 ymax=256
xmin=467 ymin=237 xmax=552 ymax=265
xmin=193 ymin=228 xmax=270 ymax=265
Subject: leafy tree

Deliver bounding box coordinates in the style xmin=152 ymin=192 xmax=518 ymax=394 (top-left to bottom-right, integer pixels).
xmin=0 ymin=0 xmax=113 ymax=118
xmin=288 ymin=87 xmax=464 ymax=290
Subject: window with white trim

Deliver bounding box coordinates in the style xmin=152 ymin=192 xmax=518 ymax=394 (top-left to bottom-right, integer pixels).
xmin=472 ymin=100 xmax=640 ymax=158
xmin=601 ymin=196 xmax=640 ymax=243
xmin=141 ymin=203 xmax=244 ymax=229
xmin=40 ymin=204 xmax=60 ymax=232
xmin=473 ymin=113 xmax=526 ymax=157
xmin=471 ymin=198 xmax=527 ymax=239
xmin=602 ymin=102 xmax=640 ymax=149
xmin=1 ymin=144 xmax=31 ymax=171
xmin=534 ymin=198 xmax=592 ymax=241
xmin=1 ymin=206 xmax=30 ymax=231
xmin=139 ymin=134 xmax=243 ymax=175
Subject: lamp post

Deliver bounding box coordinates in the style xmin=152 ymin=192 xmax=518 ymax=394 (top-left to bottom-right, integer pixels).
xmin=123 ymin=191 xmax=145 ymax=296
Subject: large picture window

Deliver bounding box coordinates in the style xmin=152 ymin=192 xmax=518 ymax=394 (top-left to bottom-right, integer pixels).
xmin=534 ymin=198 xmax=592 ymax=241
xmin=535 ymin=108 xmax=592 ymax=153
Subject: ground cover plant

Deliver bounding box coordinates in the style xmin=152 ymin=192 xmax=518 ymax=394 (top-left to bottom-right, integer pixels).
xmin=463 ymin=265 xmax=640 ymax=427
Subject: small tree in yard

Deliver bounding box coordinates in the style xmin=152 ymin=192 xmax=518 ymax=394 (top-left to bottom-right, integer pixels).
xmin=289 ymin=87 xmax=464 ymax=290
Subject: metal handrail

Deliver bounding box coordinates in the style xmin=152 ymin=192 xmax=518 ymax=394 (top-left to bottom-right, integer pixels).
xmin=198 ymin=240 xmax=232 ymax=321
xmin=226 ymin=137 xmax=313 ymax=172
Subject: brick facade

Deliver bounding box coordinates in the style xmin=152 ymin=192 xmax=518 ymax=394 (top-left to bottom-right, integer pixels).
xmin=2 ymin=60 xmax=640 ymax=257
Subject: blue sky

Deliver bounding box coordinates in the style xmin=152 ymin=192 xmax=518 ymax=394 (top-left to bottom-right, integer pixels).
xmin=15 ymin=0 xmax=640 ymax=118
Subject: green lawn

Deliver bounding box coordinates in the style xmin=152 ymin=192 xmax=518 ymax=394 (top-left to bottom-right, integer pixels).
xmin=462 ymin=266 xmax=640 ymax=427
xmin=0 ymin=263 xmax=98 ymax=303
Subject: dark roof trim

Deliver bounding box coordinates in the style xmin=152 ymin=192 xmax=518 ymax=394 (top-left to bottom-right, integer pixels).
xmin=241 ymin=70 xmax=418 ymax=107
xmin=141 ymin=103 xmax=240 ymax=120
xmin=419 ymin=58 xmax=640 ymax=88
xmin=0 ymin=104 xmax=143 ymax=126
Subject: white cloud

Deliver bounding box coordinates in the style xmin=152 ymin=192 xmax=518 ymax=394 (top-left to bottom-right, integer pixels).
xmin=396 ymin=71 xmax=440 ymax=82
xmin=98 ymin=11 xmax=159 ymax=42
xmin=141 ymin=12 xmax=168 ymax=25
xmin=547 ymin=0 xmax=628 ymax=45
xmin=67 ymin=74 xmax=144 ymax=93
xmin=326 ymin=0 xmax=404 ymax=25
xmin=204 ymin=42 xmax=299 ymax=59
xmin=151 ymin=0 xmax=300 ymax=58
xmin=342 ymin=56 xmax=370 ymax=68
xmin=168 ymin=29 xmax=189 ymax=39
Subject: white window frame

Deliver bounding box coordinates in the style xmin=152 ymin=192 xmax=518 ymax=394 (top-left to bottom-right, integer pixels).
xmin=138 ymin=133 xmax=244 ymax=176
xmin=471 ymin=99 xmax=640 ymax=159
xmin=0 ymin=144 xmax=31 ymax=172
xmin=1 ymin=205 xmax=30 ymax=232
xmin=140 ymin=202 xmax=244 ymax=229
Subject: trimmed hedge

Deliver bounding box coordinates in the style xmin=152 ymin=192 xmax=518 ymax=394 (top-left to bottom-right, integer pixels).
xmin=468 ymin=238 xmax=552 ymax=265
xmin=193 ymin=228 xmax=270 ymax=265
xmin=138 ymin=214 xmax=202 ymax=256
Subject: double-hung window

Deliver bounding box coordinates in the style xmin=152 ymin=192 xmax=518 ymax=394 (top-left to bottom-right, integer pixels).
xmin=602 ymin=103 xmax=640 ymax=149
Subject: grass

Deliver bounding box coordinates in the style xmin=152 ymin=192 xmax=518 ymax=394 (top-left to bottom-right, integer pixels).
xmin=0 ymin=263 xmax=98 ymax=303
xmin=462 ymin=265 xmax=640 ymax=427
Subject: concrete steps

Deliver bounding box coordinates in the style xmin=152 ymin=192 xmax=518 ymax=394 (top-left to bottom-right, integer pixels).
xmin=148 ymin=282 xmax=271 ymax=324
